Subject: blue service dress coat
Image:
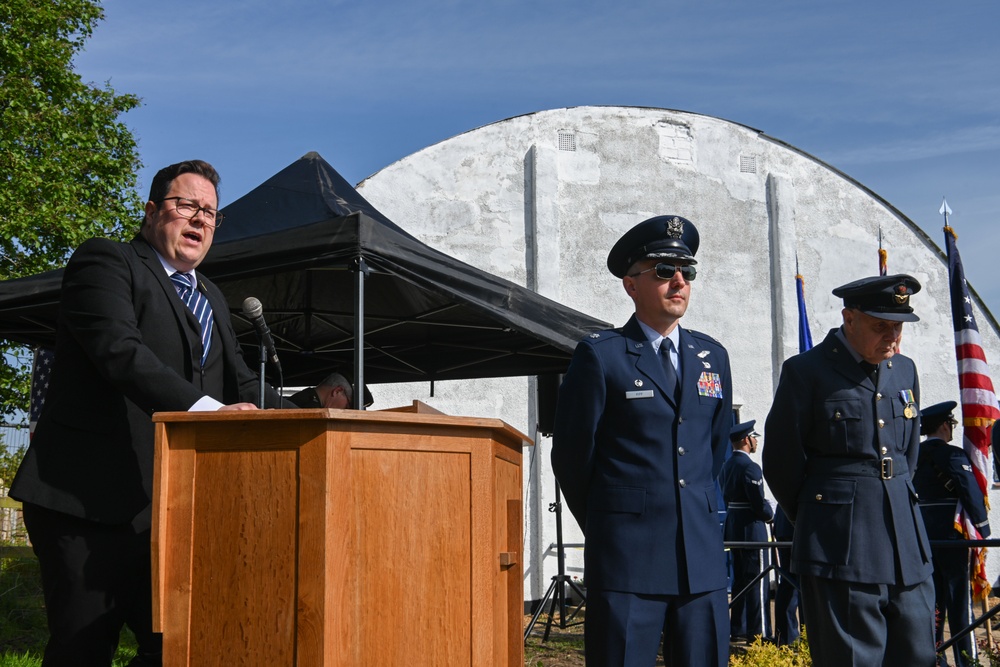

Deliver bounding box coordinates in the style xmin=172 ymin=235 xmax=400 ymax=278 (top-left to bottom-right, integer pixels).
xmin=913 ymin=437 xmax=990 ymax=667
xmin=551 ymin=315 xmax=733 ymax=595
xmin=720 ymin=451 xmax=774 ymax=542
xmin=720 ymin=450 xmax=774 ymax=637
xmin=761 ymin=328 xmax=932 ymax=586
xmin=913 ymin=438 xmax=990 ymax=540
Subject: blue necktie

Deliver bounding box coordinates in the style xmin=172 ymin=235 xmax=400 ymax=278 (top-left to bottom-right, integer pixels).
xmin=662 ymin=338 xmax=680 ymax=401
xmin=170 ymin=272 xmax=214 ymax=366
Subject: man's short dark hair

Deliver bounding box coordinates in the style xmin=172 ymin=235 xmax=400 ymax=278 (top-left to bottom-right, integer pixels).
xmin=147 ymin=159 xmax=221 ymax=207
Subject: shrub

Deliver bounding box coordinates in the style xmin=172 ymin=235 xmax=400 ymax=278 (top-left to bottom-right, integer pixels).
xmin=729 ymin=634 xmax=812 ymax=667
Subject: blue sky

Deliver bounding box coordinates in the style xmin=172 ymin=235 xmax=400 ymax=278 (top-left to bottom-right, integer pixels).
xmin=75 ymin=0 xmax=1000 ymax=315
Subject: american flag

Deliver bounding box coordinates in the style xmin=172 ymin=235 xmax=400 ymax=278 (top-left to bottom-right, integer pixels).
xmin=943 ymin=200 xmax=998 ymax=602
xmin=29 ymin=348 xmax=55 ymax=436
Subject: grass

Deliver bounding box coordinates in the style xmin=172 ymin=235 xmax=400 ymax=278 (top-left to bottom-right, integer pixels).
xmin=0 ymin=556 xmax=138 ymax=667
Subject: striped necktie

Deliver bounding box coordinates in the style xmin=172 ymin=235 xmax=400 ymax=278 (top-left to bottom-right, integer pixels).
xmin=170 ymin=272 xmax=214 ymax=366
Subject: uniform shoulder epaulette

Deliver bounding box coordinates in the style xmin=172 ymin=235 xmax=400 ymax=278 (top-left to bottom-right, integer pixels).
xmin=686 ymin=329 xmax=723 ymax=347
xmin=582 ymin=328 xmax=622 ymax=342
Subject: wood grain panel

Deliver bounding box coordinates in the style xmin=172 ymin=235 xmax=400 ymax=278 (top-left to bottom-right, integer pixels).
xmin=354 ymin=448 xmax=472 ymax=666
xmin=188 ymin=448 xmax=299 ymax=666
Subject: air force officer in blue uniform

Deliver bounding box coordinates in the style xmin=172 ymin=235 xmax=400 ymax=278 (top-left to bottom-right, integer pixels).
xmin=762 ymin=275 xmax=934 ymax=667
xmin=720 ymin=420 xmax=773 ymax=642
xmin=913 ymin=401 xmax=990 ymax=667
xmin=552 ymin=215 xmax=733 ymax=667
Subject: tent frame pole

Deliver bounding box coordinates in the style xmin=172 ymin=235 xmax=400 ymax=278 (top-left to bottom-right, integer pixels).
xmin=353 ymin=256 xmax=369 ymax=410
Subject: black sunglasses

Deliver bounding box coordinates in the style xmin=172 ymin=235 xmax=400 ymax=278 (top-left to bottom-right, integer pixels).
xmin=628 ymin=263 xmax=697 ymax=282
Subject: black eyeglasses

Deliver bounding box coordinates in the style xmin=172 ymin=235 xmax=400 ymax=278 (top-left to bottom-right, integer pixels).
xmin=158 ymin=196 xmax=224 ymax=227
xmin=628 ymin=263 xmax=697 ymax=282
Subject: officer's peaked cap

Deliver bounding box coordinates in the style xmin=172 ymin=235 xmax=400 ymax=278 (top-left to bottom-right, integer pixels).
xmin=832 ymin=274 xmax=921 ymax=322
xmin=607 ymin=215 xmax=700 ymax=278
xmin=730 ymin=420 xmax=758 ymax=442
xmin=919 ymin=400 xmax=957 ymax=435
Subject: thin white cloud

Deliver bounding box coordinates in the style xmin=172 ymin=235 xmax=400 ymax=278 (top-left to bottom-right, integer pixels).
xmin=824 ymin=124 xmax=1000 ymax=166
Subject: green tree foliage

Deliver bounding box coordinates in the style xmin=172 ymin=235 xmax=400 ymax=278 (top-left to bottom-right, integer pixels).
xmin=0 ymin=0 xmax=142 ymax=419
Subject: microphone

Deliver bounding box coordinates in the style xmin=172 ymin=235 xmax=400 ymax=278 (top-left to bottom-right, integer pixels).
xmin=241 ymin=297 xmax=281 ymax=371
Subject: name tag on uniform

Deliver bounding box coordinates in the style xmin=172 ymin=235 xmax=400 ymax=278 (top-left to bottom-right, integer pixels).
xmin=626 ymin=390 xmax=654 ymax=399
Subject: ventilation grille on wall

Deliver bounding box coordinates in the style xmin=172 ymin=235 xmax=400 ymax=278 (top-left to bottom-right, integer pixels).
xmin=740 ymin=155 xmax=757 ymax=173
xmin=558 ymin=132 xmax=577 ymax=151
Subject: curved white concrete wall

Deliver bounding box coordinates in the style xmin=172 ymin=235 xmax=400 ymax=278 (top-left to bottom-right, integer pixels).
xmin=356 ymin=106 xmax=1000 ymax=601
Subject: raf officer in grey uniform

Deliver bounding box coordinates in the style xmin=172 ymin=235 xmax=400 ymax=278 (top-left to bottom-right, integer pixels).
xmin=762 ymin=274 xmax=935 ymax=667
xmin=720 ymin=419 xmax=773 ymax=642
xmin=913 ymin=401 xmax=990 ymax=667
xmin=552 ymin=215 xmax=733 ymax=667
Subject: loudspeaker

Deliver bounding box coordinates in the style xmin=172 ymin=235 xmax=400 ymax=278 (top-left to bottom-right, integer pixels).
xmin=536 ymin=373 xmax=562 ymax=436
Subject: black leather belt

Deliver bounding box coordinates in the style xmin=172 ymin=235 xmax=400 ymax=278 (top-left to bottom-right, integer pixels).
xmin=806 ymin=457 xmax=906 ymax=480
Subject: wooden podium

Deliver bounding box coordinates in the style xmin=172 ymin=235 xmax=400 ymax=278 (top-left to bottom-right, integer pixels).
xmin=151 ymin=407 xmax=528 ymax=666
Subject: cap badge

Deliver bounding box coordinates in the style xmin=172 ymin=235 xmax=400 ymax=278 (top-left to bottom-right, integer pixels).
xmin=666 ymin=216 xmax=684 ymax=238
xmin=894 ymin=284 xmax=909 ymax=305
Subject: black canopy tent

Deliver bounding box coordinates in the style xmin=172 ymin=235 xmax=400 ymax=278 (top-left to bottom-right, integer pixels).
xmin=0 ymin=153 xmax=608 ymax=405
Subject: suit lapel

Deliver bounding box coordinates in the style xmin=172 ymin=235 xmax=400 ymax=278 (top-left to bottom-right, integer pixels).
xmin=130 ymin=235 xmax=202 ymax=346
xmin=199 ymin=277 xmax=233 ymax=355
xmin=821 ymin=328 xmax=875 ymax=391
xmin=677 ymin=325 xmax=700 ymax=403
xmin=623 ymin=317 xmax=677 ymax=406
xmin=677 ymin=327 xmax=707 ymax=408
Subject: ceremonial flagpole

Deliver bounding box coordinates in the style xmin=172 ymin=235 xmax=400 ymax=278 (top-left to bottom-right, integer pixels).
xmin=942 ymin=198 xmax=1000 ymax=651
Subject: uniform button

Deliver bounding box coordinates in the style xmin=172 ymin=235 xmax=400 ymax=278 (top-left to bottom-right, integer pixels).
xmin=881 ymin=446 xmax=888 ymax=455
xmin=678 ymin=417 xmax=684 ymax=424
xmin=876 ymin=393 xmax=883 ymax=401
xmin=815 ymin=494 xmax=823 ymax=501
xmin=679 ymin=479 xmax=686 ymax=488
xmin=878 ymin=419 xmax=885 ymax=428
xmin=678 ymin=447 xmax=686 ymax=456
xmin=834 ymin=411 xmax=842 ymax=420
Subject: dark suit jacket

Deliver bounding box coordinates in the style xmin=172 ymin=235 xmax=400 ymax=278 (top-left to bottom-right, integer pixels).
xmin=762 ymin=328 xmax=932 ymax=586
xmin=287 ymin=387 xmax=321 ymax=408
xmin=11 ymin=235 xmax=283 ymax=525
xmin=551 ymin=315 xmax=733 ymax=595
xmin=720 ymin=451 xmax=773 ymax=542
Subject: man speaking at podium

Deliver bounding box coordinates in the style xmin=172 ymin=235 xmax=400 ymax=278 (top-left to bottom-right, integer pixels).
xmin=11 ymin=160 xmax=287 ymax=667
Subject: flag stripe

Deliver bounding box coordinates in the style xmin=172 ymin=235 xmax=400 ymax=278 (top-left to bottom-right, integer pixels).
xmin=957 ymin=343 xmax=989 ymax=362
xmin=959 ymin=358 xmax=993 ymax=377
xmin=959 ymin=375 xmax=999 ymax=394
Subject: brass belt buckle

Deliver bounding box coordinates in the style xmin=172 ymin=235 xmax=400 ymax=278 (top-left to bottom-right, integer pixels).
xmin=880 ymin=457 xmax=893 ymax=480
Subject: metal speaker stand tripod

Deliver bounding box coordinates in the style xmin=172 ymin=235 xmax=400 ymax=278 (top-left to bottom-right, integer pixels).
xmin=524 ymin=481 xmax=586 ymax=642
